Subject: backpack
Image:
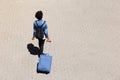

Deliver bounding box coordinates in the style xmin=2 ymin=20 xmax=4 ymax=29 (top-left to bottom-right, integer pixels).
xmin=35 ymin=21 xmax=46 ymax=39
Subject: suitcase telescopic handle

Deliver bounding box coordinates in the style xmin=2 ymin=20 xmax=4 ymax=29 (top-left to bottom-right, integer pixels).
xmin=46 ymin=41 xmax=53 ymax=54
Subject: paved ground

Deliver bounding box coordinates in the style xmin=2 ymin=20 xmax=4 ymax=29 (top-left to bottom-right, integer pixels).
xmin=0 ymin=0 xmax=120 ymax=80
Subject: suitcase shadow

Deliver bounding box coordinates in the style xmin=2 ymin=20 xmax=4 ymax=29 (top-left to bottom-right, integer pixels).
xmin=27 ymin=43 xmax=41 ymax=56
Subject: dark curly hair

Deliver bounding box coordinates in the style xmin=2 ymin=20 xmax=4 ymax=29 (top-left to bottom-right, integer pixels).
xmin=35 ymin=11 xmax=43 ymax=20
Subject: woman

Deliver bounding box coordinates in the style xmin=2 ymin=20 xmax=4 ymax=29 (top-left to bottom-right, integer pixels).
xmin=32 ymin=10 xmax=51 ymax=55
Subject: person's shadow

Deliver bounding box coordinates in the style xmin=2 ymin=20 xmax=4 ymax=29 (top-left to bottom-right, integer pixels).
xmin=27 ymin=43 xmax=41 ymax=56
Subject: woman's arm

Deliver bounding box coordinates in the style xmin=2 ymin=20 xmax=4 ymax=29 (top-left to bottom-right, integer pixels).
xmin=43 ymin=23 xmax=51 ymax=42
xmin=32 ymin=22 xmax=36 ymax=40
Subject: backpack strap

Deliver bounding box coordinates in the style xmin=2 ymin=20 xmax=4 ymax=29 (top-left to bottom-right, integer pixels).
xmin=36 ymin=21 xmax=46 ymax=28
xmin=35 ymin=21 xmax=39 ymax=27
xmin=41 ymin=21 xmax=46 ymax=27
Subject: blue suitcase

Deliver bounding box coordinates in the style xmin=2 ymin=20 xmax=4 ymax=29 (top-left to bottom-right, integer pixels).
xmin=37 ymin=54 xmax=52 ymax=74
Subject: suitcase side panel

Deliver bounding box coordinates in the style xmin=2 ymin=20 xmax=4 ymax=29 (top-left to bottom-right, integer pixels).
xmin=38 ymin=55 xmax=52 ymax=72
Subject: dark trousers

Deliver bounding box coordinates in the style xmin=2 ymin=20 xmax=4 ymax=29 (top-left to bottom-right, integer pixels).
xmin=38 ymin=38 xmax=45 ymax=54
